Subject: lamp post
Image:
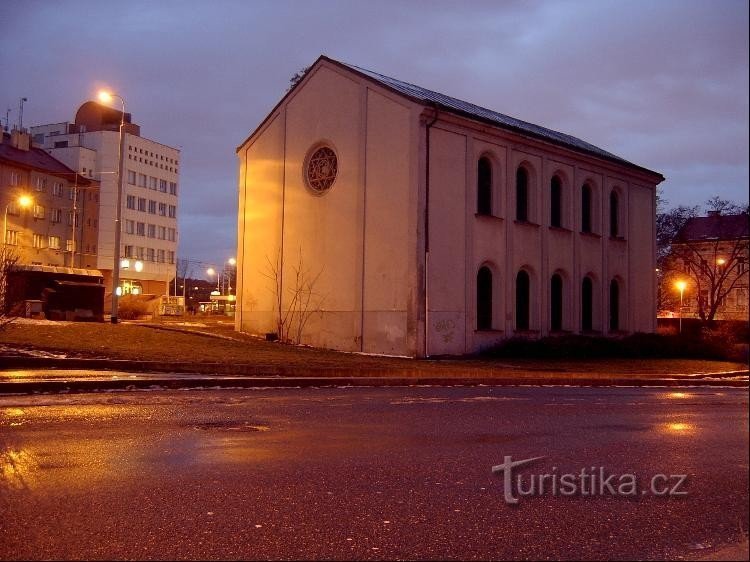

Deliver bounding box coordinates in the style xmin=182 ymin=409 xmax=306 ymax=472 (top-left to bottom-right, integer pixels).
xmin=3 ymin=194 xmax=34 ymax=246
xmin=98 ymin=90 xmax=126 ymax=323
xmin=226 ymin=257 xmax=236 ymax=295
xmin=675 ymin=280 xmax=687 ymax=334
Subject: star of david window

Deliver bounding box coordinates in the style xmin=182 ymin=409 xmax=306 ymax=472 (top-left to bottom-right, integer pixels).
xmin=305 ymin=146 xmax=338 ymax=194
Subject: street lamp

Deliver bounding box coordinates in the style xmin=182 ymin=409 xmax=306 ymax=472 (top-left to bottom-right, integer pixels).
xmin=98 ymin=89 xmax=126 ymax=324
xmin=206 ymin=266 xmax=220 ymax=293
xmin=675 ymin=280 xmax=687 ymax=334
xmin=225 ymin=257 xmax=236 ymax=295
xmin=3 ymin=194 xmax=34 ymax=246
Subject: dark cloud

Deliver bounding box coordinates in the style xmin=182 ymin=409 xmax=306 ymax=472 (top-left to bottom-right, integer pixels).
xmin=1 ymin=0 xmax=747 ymax=262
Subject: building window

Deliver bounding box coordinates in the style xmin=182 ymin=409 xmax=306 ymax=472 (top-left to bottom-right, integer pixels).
xmin=581 ymin=183 xmax=593 ymax=233
xmin=138 ymin=173 xmax=147 ymax=187
xmin=157 ymin=249 xmax=165 ymax=263
xmin=516 ymin=269 xmax=530 ymax=331
xmin=10 ymin=171 xmax=20 ymax=186
xmin=516 ymin=167 xmax=529 ymax=222
xmin=582 ymin=276 xmax=594 ymax=331
xmin=148 ymin=200 xmax=157 ymax=214
xmin=50 ymin=208 xmax=62 ymax=223
xmin=147 ymin=224 xmax=156 ymax=238
xmin=35 ymin=177 xmax=46 ymax=192
xmin=33 ymin=234 xmax=45 ymax=248
xmin=52 ymin=182 xmax=64 ymax=197
xmin=476 ymin=266 xmax=493 ymax=330
xmin=126 ymin=195 xmax=136 ymax=210
xmin=157 ymin=226 xmax=166 ymax=240
xmin=147 ymin=248 xmax=155 ymax=262
xmin=159 ymin=179 xmax=168 ymax=193
xmin=609 ymin=191 xmax=619 ymax=237
xmin=125 ymin=220 xmax=135 ymax=234
xmin=66 ymin=239 xmax=74 ymax=252
xmin=6 ymin=201 xmax=20 ymax=216
xmin=158 ymin=203 xmax=167 ymax=216
xmin=477 ymin=157 xmax=492 ymax=216
xmin=609 ymin=279 xmax=620 ymax=331
xmin=127 ymin=170 xmax=136 ymax=184
xmin=138 ymin=197 xmax=147 ymax=212
xmin=304 ymin=145 xmax=338 ymax=194
xmin=67 ymin=211 xmax=78 ymax=226
xmin=169 ymin=182 xmax=177 ymax=195
xmin=33 ymin=205 xmax=45 ymax=219
xmin=168 ymin=205 xmax=176 ymax=218
xmin=5 ymin=230 xmax=18 ymax=245
xmin=68 ymin=188 xmax=76 ymax=200
xmin=168 ymin=228 xmax=176 ymax=242
xmin=550 ymin=175 xmax=562 ymax=228
xmin=550 ymin=274 xmax=563 ymax=331
xmin=136 ymin=222 xmax=145 ymax=236
xmin=124 ymin=245 xmax=134 ymax=258
xmin=48 ymin=236 xmax=61 ymax=250
xmin=149 ymin=177 xmax=158 ymax=190
xmin=168 ymin=251 xmax=175 ymax=264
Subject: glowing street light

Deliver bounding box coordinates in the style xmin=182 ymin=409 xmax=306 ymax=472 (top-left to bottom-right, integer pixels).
xmin=716 ymin=258 xmax=726 ymax=266
xmin=97 ymin=88 xmax=127 ymax=323
xmin=3 ymin=194 xmax=34 ymax=247
xmin=675 ymin=280 xmax=687 ymax=334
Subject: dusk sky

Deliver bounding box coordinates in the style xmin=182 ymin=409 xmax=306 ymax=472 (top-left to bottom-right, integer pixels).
xmin=1 ymin=0 xmax=747 ymax=267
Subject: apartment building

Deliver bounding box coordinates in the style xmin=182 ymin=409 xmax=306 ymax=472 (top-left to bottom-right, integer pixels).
xmin=31 ymin=102 xmax=179 ymax=304
xmin=1 ymin=128 xmax=97 ymax=267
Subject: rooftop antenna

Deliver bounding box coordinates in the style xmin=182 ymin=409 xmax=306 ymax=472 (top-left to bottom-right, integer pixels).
xmin=18 ymin=97 xmax=27 ymax=130
xmin=3 ymin=107 xmax=10 ymax=132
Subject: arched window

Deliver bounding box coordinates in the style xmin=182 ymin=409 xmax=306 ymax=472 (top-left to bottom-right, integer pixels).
xmin=609 ymin=279 xmax=620 ymax=331
xmin=581 ymin=276 xmax=593 ymax=331
xmin=550 ymin=274 xmax=563 ymax=331
xmin=477 ymin=266 xmax=493 ymax=330
xmin=477 ymin=157 xmax=492 ymax=216
xmin=609 ymin=191 xmax=619 ymax=237
xmin=581 ymin=183 xmax=592 ymax=233
xmin=516 ymin=270 xmax=530 ymax=331
xmin=516 ymin=167 xmax=528 ymax=222
xmin=550 ymin=175 xmax=562 ymax=228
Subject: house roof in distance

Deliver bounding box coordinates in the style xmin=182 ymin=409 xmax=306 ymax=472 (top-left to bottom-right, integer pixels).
xmin=0 ymin=132 xmax=93 ymax=185
xmin=676 ymin=213 xmax=750 ymax=243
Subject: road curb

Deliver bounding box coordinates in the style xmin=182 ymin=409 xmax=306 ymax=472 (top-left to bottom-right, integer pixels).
xmin=0 ymin=374 xmax=748 ymax=395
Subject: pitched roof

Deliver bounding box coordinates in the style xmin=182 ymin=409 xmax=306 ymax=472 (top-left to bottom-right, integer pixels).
xmin=329 ymin=57 xmax=663 ymax=179
xmin=675 ymin=214 xmax=750 ymax=243
xmin=239 ymin=55 xmax=663 ymax=180
xmin=0 ymin=132 xmax=93 ymax=185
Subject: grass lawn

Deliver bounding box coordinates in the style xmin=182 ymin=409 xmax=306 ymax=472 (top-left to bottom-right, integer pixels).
xmin=0 ymin=319 xmax=746 ymax=379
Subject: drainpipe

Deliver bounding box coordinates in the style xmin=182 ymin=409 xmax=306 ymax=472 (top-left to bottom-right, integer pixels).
xmin=424 ymin=103 xmax=438 ymax=358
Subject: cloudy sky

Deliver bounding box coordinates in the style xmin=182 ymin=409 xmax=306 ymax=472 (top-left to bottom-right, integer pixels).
xmin=1 ymin=0 xmax=747 ymax=265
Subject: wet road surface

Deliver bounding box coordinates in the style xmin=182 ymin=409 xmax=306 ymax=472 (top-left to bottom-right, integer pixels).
xmin=0 ymin=386 xmax=747 ymax=560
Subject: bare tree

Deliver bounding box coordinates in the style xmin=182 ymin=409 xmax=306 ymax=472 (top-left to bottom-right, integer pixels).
xmin=287 ymin=66 xmax=311 ymax=91
xmin=669 ymin=229 xmax=749 ymax=323
xmin=658 ymin=195 xmax=749 ymax=323
xmin=262 ymin=247 xmax=324 ymax=344
xmin=0 ymin=246 xmax=19 ymax=329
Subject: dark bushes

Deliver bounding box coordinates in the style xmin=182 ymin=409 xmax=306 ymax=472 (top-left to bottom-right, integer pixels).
xmin=481 ymin=332 xmax=735 ymax=360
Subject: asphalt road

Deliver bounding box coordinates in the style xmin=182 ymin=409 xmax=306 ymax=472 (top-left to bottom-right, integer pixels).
xmin=0 ymin=386 xmax=747 ymax=560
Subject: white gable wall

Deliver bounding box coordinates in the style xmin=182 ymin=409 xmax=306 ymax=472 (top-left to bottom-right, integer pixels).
xmin=236 ymin=62 xmax=421 ymax=356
